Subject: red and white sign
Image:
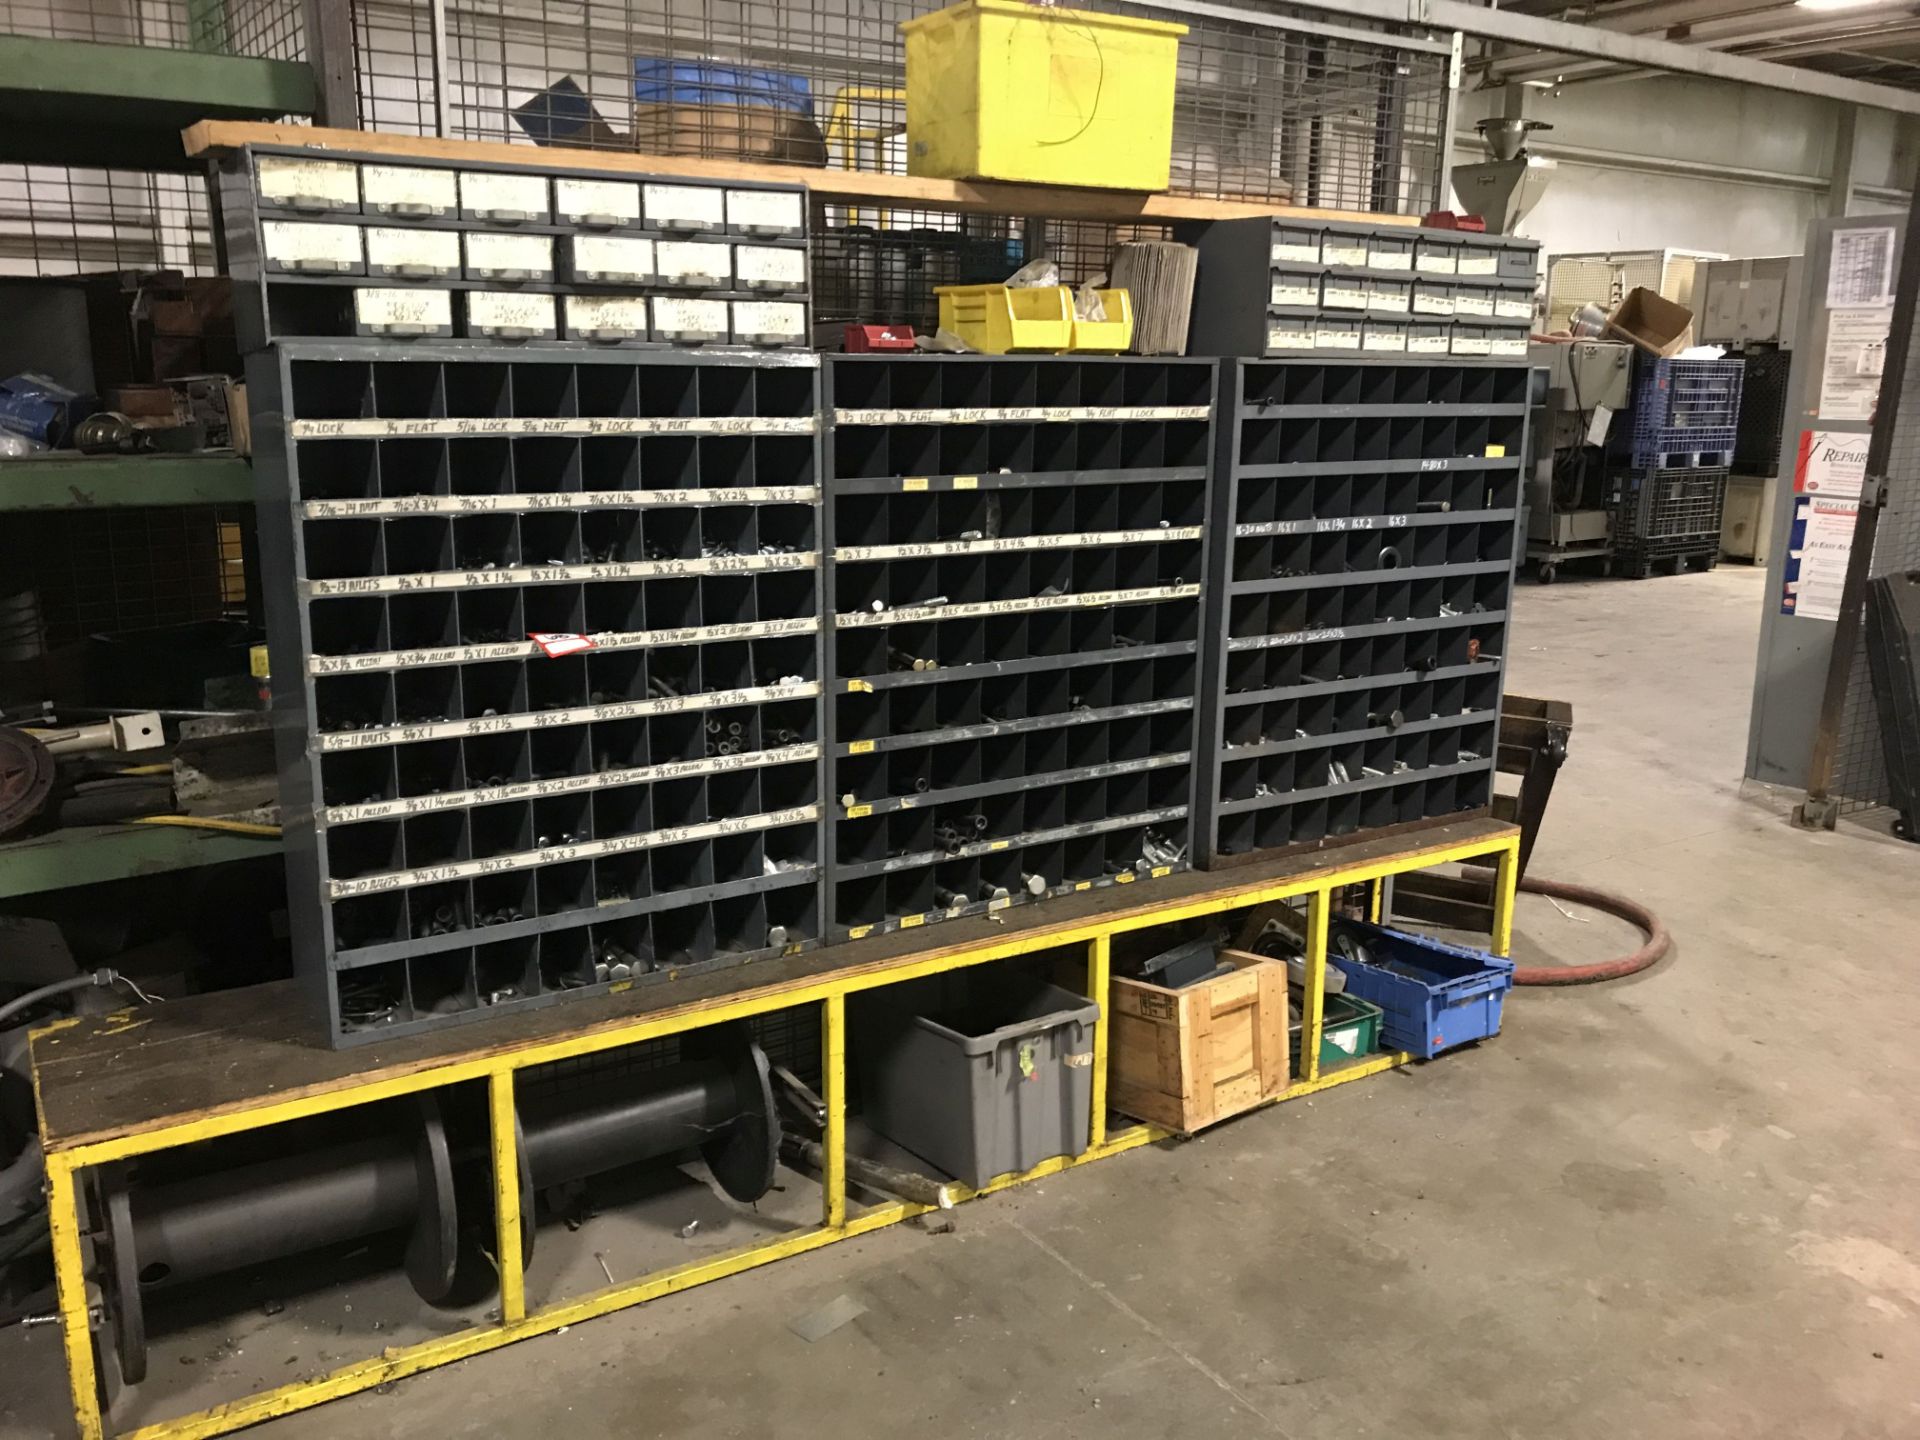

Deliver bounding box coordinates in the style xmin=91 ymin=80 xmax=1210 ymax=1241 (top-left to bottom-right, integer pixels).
xmin=529 ymin=632 xmax=596 ymax=658
xmin=1794 ymin=429 xmax=1868 ymax=499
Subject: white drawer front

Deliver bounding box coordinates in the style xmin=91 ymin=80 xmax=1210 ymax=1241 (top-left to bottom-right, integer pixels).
xmin=735 ymin=245 xmax=807 ymax=290
xmin=1322 ymin=237 xmax=1369 ymax=268
xmin=554 ymin=178 xmax=641 ymax=226
xmin=1269 ymin=273 xmax=1318 ymax=308
xmin=459 ymin=170 xmax=549 ymax=221
xmin=565 ymin=295 xmax=650 ymax=338
xmin=354 ymin=288 xmax=452 ymax=333
xmin=467 ymin=291 xmax=557 ymax=336
xmin=361 ymin=164 xmax=456 ymax=216
xmin=725 ymin=188 xmax=804 ymax=236
xmin=644 ymin=183 xmax=725 ymax=230
xmin=257 ymin=156 xmax=358 ymax=209
xmin=655 ymin=241 xmax=732 ymax=286
xmin=262 ymin=220 xmax=362 ymax=272
xmin=569 ymin=235 xmax=655 ymax=282
xmin=1267 ymin=320 xmax=1317 ymax=351
xmin=365 ymin=226 xmax=460 ymax=276
xmin=650 ymin=297 xmax=729 ymax=339
xmin=463 ymin=232 xmax=554 ymax=279
xmin=732 ymin=300 xmax=805 ymax=342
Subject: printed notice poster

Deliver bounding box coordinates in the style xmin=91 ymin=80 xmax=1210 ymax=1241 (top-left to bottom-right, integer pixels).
xmin=1827 ymin=225 xmax=1896 ymax=307
xmin=1819 ymin=306 xmax=1891 ymax=420
xmin=1793 ymin=429 xmax=1869 ymax=499
xmin=1780 ymin=493 xmax=1861 ymax=622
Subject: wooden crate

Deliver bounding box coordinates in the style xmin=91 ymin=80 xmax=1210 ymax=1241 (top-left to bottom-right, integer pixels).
xmin=1108 ymin=950 xmax=1288 ymax=1134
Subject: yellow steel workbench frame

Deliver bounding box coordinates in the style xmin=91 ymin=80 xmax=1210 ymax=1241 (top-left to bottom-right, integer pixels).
xmin=35 ymin=821 xmax=1519 ymax=1440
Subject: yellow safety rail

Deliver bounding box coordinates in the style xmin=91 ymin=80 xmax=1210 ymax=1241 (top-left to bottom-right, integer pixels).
xmin=37 ymin=822 xmax=1520 ymax=1440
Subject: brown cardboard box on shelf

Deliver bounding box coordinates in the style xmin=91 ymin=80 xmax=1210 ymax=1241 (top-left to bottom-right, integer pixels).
xmin=1606 ymin=287 xmax=1694 ymax=357
xmin=631 ymin=102 xmax=828 ymax=164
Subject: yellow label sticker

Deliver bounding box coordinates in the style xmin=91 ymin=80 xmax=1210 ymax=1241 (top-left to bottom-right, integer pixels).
xmin=1116 ymin=870 xmax=1136 ymax=883
xmin=1152 ymin=865 xmax=1172 ymax=878
xmin=848 ymin=739 xmax=875 ymax=755
xmin=989 ymin=839 xmax=1009 ymax=851
xmin=248 ymin=644 xmax=271 ymax=679
xmin=846 ymin=803 xmax=872 ymax=819
xmin=849 ymin=924 xmax=873 ymax=940
xmin=989 ymin=896 xmax=1010 ymax=911
xmin=1485 ymin=444 xmax=1506 ymax=458
xmin=610 ymin=979 xmax=633 ymax=994
xmin=847 ymin=679 xmax=873 ymax=693
xmin=1074 ymin=881 xmax=1091 ymax=892
xmin=902 ymin=477 xmax=928 ymax=491
xmin=901 ymin=913 xmax=924 ymax=928
xmin=953 ymin=475 xmax=978 ymax=489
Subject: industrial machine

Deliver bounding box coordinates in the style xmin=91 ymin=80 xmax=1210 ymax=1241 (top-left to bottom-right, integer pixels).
xmin=1452 ymin=116 xmax=1555 ymax=236
xmin=1526 ymin=339 xmax=1634 ymax=581
xmin=1697 ymin=254 xmax=1802 ymax=564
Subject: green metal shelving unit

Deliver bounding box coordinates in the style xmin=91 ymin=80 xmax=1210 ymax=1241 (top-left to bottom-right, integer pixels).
xmin=0 ymin=32 xmax=318 ymax=169
xmin=0 ymin=454 xmax=253 ymax=511
xmin=0 ymin=823 xmax=281 ymax=899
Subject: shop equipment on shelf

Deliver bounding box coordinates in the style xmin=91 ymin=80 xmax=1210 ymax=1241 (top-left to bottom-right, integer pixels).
xmin=822 ymin=355 xmax=1215 ymax=940
xmin=216 ymin=143 xmax=811 ymax=351
xmin=252 ymin=343 xmax=827 ymax=1046
xmin=1187 ymin=218 xmax=1540 ymax=360
xmin=1193 ymin=358 xmax=1530 ymax=866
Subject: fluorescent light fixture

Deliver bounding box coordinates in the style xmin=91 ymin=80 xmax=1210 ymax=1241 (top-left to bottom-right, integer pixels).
xmin=1796 ymin=0 xmax=1892 ymax=10
xmin=1521 ymin=78 xmax=1557 ymax=87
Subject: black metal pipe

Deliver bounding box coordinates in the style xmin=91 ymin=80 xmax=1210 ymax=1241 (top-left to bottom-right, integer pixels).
xmin=129 ymin=1134 xmax=420 ymax=1288
xmin=519 ymin=1059 xmax=746 ymax=1190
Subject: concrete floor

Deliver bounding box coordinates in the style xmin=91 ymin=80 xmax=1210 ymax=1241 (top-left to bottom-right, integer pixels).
xmin=12 ymin=566 xmax=1920 ymax=1438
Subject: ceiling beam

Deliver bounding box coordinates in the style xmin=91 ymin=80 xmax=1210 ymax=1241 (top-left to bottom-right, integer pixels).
xmin=1296 ymin=0 xmax=1920 ymax=111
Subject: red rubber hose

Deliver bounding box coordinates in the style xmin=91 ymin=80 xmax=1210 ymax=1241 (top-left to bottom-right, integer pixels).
xmin=1510 ymin=874 xmax=1670 ymax=985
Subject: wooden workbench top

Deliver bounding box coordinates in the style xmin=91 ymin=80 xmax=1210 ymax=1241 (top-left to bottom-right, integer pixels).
xmin=32 ymin=817 xmax=1512 ymax=1155
xmin=183 ymin=120 xmax=1418 ymax=229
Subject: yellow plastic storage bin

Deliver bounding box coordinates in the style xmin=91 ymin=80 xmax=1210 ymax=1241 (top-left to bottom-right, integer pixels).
xmin=1070 ymin=288 xmax=1134 ymax=352
xmin=900 ymin=0 xmax=1187 ymax=191
xmin=935 ymin=283 xmax=1074 ymax=353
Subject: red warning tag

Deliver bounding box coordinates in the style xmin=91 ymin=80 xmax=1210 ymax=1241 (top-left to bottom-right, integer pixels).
xmin=529 ymin=631 xmax=595 ymax=658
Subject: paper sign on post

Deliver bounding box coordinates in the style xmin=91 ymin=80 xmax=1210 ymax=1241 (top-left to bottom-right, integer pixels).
xmin=1793 ymin=430 xmax=1869 ymax=499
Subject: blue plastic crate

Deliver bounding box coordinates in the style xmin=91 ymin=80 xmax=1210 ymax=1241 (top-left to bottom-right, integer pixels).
xmin=1326 ymin=920 xmax=1516 ymax=1059
xmin=633 ymin=59 xmax=814 ymax=117
xmin=1611 ymin=356 xmax=1744 ymax=469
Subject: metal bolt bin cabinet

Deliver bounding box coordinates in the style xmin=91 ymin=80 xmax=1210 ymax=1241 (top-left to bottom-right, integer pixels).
xmin=215 ymin=143 xmax=811 ymax=353
xmin=821 ymin=354 xmax=1217 ymax=941
xmin=249 ymin=341 xmax=828 ymax=1046
xmin=1193 ymin=357 xmax=1533 ymax=867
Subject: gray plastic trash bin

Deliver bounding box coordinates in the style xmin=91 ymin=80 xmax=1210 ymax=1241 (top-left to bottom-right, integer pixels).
xmin=857 ymin=975 xmax=1100 ymax=1189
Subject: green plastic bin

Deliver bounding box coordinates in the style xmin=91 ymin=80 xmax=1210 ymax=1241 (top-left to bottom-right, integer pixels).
xmin=1291 ymin=991 xmax=1383 ymax=1077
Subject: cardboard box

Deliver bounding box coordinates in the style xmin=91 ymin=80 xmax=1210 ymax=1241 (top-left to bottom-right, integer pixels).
xmin=1606 ymin=286 xmax=1693 ymax=357
xmin=630 ymin=103 xmax=827 ymax=165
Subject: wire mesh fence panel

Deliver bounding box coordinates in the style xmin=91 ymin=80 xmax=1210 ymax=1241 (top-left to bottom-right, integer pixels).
xmin=0 ymin=166 xmax=215 ymax=277
xmin=0 ymin=0 xmax=304 ymax=54
xmin=351 ymin=0 xmax=1445 ymax=330
xmin=354 ymin=0 xmax=1446 ymax=210
xmin=0 ymin=505 xmax=248 ymax=650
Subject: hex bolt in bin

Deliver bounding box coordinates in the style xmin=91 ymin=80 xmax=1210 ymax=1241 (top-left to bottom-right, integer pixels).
xmin=856 ymin=974 xmax=1099 ymax=1188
